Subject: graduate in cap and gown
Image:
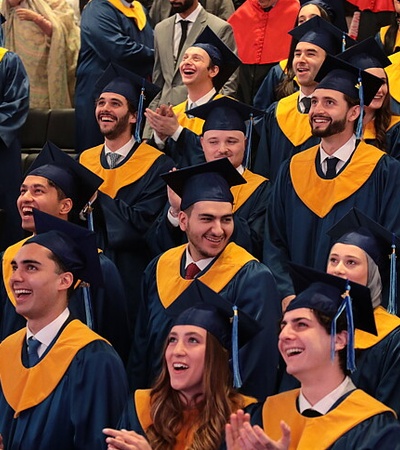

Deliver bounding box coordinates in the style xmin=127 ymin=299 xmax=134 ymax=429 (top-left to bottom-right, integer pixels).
xmin=253 ymin=16 xmax=355 ymax=181
xmin=0 ymin=143 xmax=131 ymax=364
xmin=104 ymin=280 xmax=260 ymax=450
xmin=263 ymin=54 xmax=400 ymax=306
xmin=326 ymin=208 xmax=400 ymax=417
xmin=147 ymin=96 xmax=268 ymax=260
xmin=0 ymin=211 xmax=129 ymax=450
xmin=226 ymin=268 xmax=400 ymax=450
xmin=79 ymin=63 xmax=175 ymax=330
xmin=146 ymin=26 xmax=241 ymax=169
xmin=128 ymin=158 xmax=282 ymax=401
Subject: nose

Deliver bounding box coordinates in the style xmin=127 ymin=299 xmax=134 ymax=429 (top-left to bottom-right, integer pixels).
xmin=211 ymin=220 xmax=224 ymax=235
xmin=10 ymin=268 xmax=22 ymax=283
xmin=279 ymin=323 xmax=295 ymax=342
xmin=333 ymin=260 xmax=346 ymax=277
xmin=19 ymin=190 xmax=33 ymax=202
xmin=172 ymin=339 xmax=186 ymax=356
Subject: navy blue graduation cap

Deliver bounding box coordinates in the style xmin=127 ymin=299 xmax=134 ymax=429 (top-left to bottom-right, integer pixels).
xmin=327 ymin=208 xmax=399 ymax=315
xmin=288 ymin=263 xmax=377 ymax=372
xmin=168 ymin=279 xmax=263 ymax=388
xmin=187 ymin=97 xmax=264 ymax=168
xmin=27 ymin=142 xmax=103 ymax=215
xmin=95 ymin=63 xmax=161 ymax=142
xmin=289 ymin=15 xmax=354 ymax=55
xmin=191 ymin=26 xmax=241 ymax=92
xmin=161 ymin=158 xmax=246 ymax=211
xmin=338 ymin=37 xmax=392 ymax=70
xmin=26 ymin=209 xmax=103 ymax=287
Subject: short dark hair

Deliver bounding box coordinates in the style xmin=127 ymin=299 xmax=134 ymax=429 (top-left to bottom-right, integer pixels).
xmin=48 ymin=250 xmax=75 ymax=299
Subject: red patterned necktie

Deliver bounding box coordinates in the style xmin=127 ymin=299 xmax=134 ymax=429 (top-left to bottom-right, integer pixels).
xmin=185 ymin=262 xmax=200 ymax=279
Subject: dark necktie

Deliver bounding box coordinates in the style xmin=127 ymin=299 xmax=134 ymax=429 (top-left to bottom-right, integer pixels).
xmin=177 ymin=20 xmax=189 ymax=57
xmin=185 ymin=262 xmax=200 ymax=279
xmin=301 ymin=97 xmax=311 ymax=114
xmin=27 ymin=337 xmax=41 ymax=367
xmin=302 ymin=408 xmax=322 ymax=418
xmin=325 ymin=157 xmax=339 ymax=179
xmin=108 ymin=152 xmax=122 ymax=169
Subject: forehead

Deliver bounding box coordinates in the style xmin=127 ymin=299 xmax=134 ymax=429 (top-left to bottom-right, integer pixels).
xmin=312 ymin=88 xmax=345 ymax=101
xmin=203 ymin=129 xmax=245 ymax=139
xmin=365 ymin=67 xmax=387 ymax=79
xmin=299 ymin=4 xmax=321 ymax=18
xmin=170 ymin=324 xmax=207 ymax=337
xmin=330 ymin=242 xmax=367 ymax=258
xmin=98 ymin=92 xmax=128 ymax=104
xmin=191 ymin=200 xmax=233 ymax=214
xmin=295 ymin=41 xmax=324 ymax=54
xmin=183 ymin=46 xmax=211 ymax=62
xmin=14 ymin=242 xmax=53 ymax=263
xmin=282 ymin=307 xmax=315 ymax=322
xmin=22 ymin=175 xmax=52 ymax=189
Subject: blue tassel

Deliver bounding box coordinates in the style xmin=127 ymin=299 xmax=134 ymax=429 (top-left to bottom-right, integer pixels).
xmin=330 ymin=283 xmax=356 ymax=372
xmin=232 ymin=305 xmax=242 ymax=389
xmin=388 ymin=237 xmax=397 ymax=315
xmin=82 ymin=284 xmax=94 ymax=330
xmin=355 ymin=70 xmax=364 ymax=140
xmin=87 ymin=201 xmax=94 ymax=232
xmin=243 ymin=113 xmax=254 ymax=169
xmin=134 ymin=86 xmax=145 ymax=143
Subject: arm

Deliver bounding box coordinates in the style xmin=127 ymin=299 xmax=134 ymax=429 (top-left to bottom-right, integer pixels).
xmin=14 ymin=7 xmax=53 ymax=36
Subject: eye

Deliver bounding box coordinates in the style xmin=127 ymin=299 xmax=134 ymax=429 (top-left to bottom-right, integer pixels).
xmin=222 ymin=216 xmax=233 ymax=224
xmin=328 ymin=256 xmax=338 ymax=265
xmin=27 ymin=264 xmax=38 ymax=271
xmin=167 ymin=336 xmax=177 ymax=344
xmin=97 ymin=100 xmax=106 ymax=107
xmin=188 ymin=337 xmax=199 ymax=343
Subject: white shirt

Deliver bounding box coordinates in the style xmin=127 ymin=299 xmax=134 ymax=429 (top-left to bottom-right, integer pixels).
xmin=27 ymin=308 xmax=70 ymax=358
xmin=184 ymin=246 xmax=214 ymax=273
xmin=299 ymin=376 xmax=356 ymax=415
xmin=298 ymin=91 xmax=312 ymax=114
xmin=104 ymin=136 xmax=135 ymax=165
xmin=174 ymin=4 xmax=202 ymax=60
xmin=320 ymin=134 xmax=357 ymax=176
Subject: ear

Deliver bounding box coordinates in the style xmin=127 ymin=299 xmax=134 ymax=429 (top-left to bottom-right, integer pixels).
xmin=179 ymin=210 xmax=188 ymax=232
xmin=334 ymin=330 xmax=348 ymax=352
xmin=58 ymin=271 xmax=74 ymax=292
xmin=209 ymin=65 xmax=220 ymax=79
xmin=59 ymin=198 xmax=73 ymax=217
xmin=347 ymin=105 xmax=361 ymax=123
xmin=129 ymin=111 xmax=137 ymax=125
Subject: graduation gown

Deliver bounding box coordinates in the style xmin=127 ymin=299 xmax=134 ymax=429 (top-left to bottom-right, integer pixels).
xmin=386 ymin=50 xmax=400 ymax=115
xmin=0 ymin=49 xmax=29 ymax=250
xmin=75 ymin=0 xmax=154 ymax=152
xmin=0 ymin=239 xmax=131 ymax=365
xmin=128 ymin=242 xmax=282 ymax=401
xmin=0 ymin=319 xmax=129 ymax=450
xmin=249 ymin=389 xmax=400 ymax=449
xmin=147 ymin=168 xmax=269 ymax=260
xmin=253 ymin=92 xmax=320 ymax=180
xmin=117 ymin=389 xmax=257 ymax=449
xmin=363 ymin=115 xmax=400 ymax=160
xmin=352 ymin=306 xmax=400 ymax=418
xmin=263 ymin=141 xmax=400 ymax=298
xmin=79 ymin=142 xmax=175 ymax=327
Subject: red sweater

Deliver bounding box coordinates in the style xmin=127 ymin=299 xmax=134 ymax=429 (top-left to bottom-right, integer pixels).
xmin=228 ymin=0 xmax=300 ymax=64
xmin=346 ymin=0 xmax=395 ymax=12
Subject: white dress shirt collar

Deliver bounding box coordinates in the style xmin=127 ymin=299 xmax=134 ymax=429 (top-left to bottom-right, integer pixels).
xmin=185 ymin=246 xmax=214 ymax=272
xmin=320 ymin=134 xmax=357 ymax=175
xmin=104 ymin=136 xmax=135 ymax=161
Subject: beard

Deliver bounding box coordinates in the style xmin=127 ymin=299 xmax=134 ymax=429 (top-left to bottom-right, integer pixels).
xmin=100 ymin=112 xmax=132 ymax=140
xmin=170 ymin=0 xmax=194 ymax=13
xmin=311 ymin=116 xmax=347 ymax=138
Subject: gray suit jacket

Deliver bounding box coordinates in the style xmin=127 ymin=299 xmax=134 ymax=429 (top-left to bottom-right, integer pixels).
xmin=151 ymin=8 xmax=238 ymax=108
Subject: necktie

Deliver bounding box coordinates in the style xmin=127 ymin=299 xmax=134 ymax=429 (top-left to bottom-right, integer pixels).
xmin=302 ymin=408 xmax=322 ymax=418
xmin=301 ymin=97 xmax=311 ymax=114
xmin=325 ymin=157 xmax=339 ymax=179
xmin=108 ymin=152 xmax=122 ymax=169
xmin=27 ymin=337 xmax=41 ymax=367
xmin=185 ymin=262 xmax=200 ymax=279
xmin=177 ymin=20 xmax=189 ymax=58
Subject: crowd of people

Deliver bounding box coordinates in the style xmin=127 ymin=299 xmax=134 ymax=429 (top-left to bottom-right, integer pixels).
xmin=0 ymin=0 xmax=400 ymax=448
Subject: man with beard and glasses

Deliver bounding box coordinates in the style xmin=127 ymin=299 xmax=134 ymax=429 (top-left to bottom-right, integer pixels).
xmin=253 ymin=16 xmax=356 ymax=181
xmin=79 ymin=64 xmax=174 ymax=332
xmin=143 ymin=0 xmax=237 ymax=139
xmin=127 ymin=159 xmax=282 ymax=402
xmin=262 ymin=55 xmax=400 ymax=311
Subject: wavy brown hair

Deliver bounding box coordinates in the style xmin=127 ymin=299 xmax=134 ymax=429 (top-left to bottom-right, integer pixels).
xmin=145 ymin=332 xmax=245 ymax=450
xmin=367 ymin=78 xmax=392 ymax=151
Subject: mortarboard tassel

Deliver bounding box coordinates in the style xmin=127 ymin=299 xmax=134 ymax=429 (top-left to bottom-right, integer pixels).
xmin=388 ymin=237 xmax=397 ymax=315
xmin=82 ymin=284 xmax=94 ymax=330
xmin=355 ymin=70 xmax=364 ymax=140
xmin=330 ymin=282 xmax=356 ymax=372
xmin=232 ymin=305 xmax=242 ymax=388
xmin=243 ymin=113 xmax=254 ymax=169
xmin=134 ymin=86 xmax=145 ymax=143
xmin=341 ymin=33 xmax=346 ymax=52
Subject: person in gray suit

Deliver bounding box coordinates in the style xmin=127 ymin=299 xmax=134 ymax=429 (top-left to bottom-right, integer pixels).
xmin=144 ymin=0 xmax=238 ymax=138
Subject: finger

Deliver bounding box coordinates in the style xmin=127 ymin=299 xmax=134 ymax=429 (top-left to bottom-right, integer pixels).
xmin=279 ymin=421 xmax=291 ymax=448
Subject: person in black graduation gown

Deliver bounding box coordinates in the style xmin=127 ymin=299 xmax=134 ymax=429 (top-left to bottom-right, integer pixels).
xmin=104 ymin=281 xmax=260 ymax=450
xmin=0 ymin=142 xmax=131 ymax=365
xmin=0 ymin=212 xmax=129 ymax=449
xmin=226 ymin=270 xmax=400 ymax=450
xmin=147 ymin=96 xmax=268 ymax=260
xmin=128 ymin=159 xmax=282 ymax=401
xmin=263 ymin=55 xmax=400 ymax=309
xmin=79 ymin=64 xmax=175 ymax=330
xmin=326 ymin=208 xmax=400 ymax=418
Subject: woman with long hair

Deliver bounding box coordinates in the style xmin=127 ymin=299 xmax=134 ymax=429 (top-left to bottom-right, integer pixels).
xmin=376 ymin=0 xmax=400 ymax=56
xmin=104 ymin=282 xmax=259 ymax=450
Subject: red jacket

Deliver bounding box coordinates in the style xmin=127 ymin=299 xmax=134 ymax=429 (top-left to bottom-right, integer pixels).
xmin=346 ymin=0 xmax=395 ymax=12
xmin=228 ymin=0 xmax=300 ymax=64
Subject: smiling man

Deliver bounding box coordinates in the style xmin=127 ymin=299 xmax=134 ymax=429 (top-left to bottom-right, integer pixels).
xmin=128 ymin=158 xmax=282 ymax=401
xmin=253 ymin=15 xmax=355 ymax=181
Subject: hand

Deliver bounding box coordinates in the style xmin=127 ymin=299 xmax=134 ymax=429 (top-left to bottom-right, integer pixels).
xmin=0 ymin=433 xmax=4 ymax=450
xmin=103 ymin=428 xmax=152 ymax=450
xmin=144 ymin=105 xmax=179 ymax=141
xmin=226 ymin=409 xmax=252 ymax=450
xmin=14 ymin=7 xmax=41 ymax=21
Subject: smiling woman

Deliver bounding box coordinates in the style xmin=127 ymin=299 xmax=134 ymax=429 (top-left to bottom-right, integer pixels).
xmin=103 ymin=281 xmax=260 ymax=450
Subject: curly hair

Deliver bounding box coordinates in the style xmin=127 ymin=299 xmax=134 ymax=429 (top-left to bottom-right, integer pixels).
xmin=145 ymin=332 xmax=245 ymax=450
